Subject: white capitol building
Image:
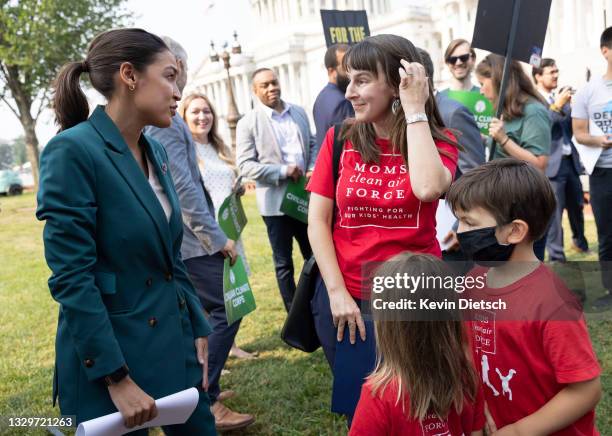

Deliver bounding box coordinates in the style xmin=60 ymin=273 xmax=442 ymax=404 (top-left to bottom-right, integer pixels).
xmin=187 ymin=0 xmax=612 ymax=142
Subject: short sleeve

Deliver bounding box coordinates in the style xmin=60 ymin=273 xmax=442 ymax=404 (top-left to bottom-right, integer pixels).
xmin=436 ymin=130 xmax=460 ymax=180
xmin=571 ymin=84 xmax=590 ymax=120
xmin=349 ymin=383 xmax=390 ymax=436
xmin=306 ymin=126 xmax=336 ymax=199
xmin=543 ymin=319 xmax=601 ymax=384
xmin=517 ymin=104 xmax=552 ymax=156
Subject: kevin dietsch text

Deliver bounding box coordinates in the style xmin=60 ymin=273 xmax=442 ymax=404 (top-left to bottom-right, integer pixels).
xmin=372 ymin=298 xmax=507 ymax=311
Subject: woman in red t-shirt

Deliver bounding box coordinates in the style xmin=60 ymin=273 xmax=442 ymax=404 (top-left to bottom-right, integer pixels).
xmin=306 ymin=34 xmax=459 ymax=420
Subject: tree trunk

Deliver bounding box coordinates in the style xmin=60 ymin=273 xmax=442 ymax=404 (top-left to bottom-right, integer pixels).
xmin=5 ymin=65 xmax=41 ymax=190
xmin=22 ymin=115 xmax=40 ymax=189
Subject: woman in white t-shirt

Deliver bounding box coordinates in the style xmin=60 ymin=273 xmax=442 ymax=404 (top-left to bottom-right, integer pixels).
xmin=180 ymin=92 xmax=256 ymax=359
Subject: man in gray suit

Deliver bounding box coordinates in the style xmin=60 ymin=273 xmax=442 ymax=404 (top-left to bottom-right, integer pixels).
xmin=146 ymin=37 xmax=254 ymax=431
xmin=418 ymin=48 xmax=485 ymax=258
xmin=237 ymin=68 xmax=317 ymax=312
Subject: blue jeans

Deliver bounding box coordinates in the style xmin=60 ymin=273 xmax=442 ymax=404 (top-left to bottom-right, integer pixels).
xmin=262 ymin=215 xmax=312 ymax=312
xmin=311 ymin=276 xmax=376 ymax=421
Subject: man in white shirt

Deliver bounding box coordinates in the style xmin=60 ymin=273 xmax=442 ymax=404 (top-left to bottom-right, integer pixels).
xmin=236 ymin=68 xmax=318 ymax=312
xmin=573 ymin=27 xmax=612 ymax=308
xmin=533 ymin=58 xmax=589 ymax=262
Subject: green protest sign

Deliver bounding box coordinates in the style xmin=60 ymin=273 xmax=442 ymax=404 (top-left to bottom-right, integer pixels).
xmin=223 ymin=256 xmax=256 ymax=325
xmin=218 ymin=193 xmax=248 ymax=240
xmin=280 ymin=176 xmax=309 ymax=224
xmin=446 ymin=90 xmax=494 ymax=135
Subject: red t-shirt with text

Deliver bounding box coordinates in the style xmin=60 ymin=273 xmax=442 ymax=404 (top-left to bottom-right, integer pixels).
xmin=350 ymin=379 xmax=485 ymax=436
xmin=466 ymin=264 xmax=601 ymax=435
xmin=307 ymin=127 xmax=458 ymax=298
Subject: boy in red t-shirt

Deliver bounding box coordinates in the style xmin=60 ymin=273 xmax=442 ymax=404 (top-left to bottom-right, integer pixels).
xmin=446 ymin=158 xmax=602 ymax=435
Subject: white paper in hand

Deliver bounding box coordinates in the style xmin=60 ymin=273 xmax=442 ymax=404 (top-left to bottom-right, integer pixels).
xmin=436 ymin=199 xmax=457 ymax=251
xmin=573 ymin=120 xmax=605 ymax=175
xmin=75 ymin=387 xmax=199 ymax=436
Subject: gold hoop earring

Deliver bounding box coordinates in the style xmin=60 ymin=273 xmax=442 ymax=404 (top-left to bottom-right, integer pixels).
xmin=129 ymin=84 xmax=135 ymax=91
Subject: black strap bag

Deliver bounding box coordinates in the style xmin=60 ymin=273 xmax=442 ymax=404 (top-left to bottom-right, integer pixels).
xmin=280 ymin=124 xmax=344 ymax=352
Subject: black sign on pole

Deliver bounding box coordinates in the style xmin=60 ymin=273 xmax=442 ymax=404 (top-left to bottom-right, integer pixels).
xmin=320 ymin=9 xmax=370 ymax=48
xmin=471 ymin=0 xmax=552 ymax=159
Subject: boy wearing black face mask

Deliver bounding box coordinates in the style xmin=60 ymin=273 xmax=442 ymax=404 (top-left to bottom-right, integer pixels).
xmin=446 ymin=158 xmax=602 ymax=435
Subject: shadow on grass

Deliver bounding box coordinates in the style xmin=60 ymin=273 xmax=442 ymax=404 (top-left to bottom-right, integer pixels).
xmin=220 ymin=351 xmax=344 ymax=436
xmin=230 ymin=326 xmax=303 ymax=355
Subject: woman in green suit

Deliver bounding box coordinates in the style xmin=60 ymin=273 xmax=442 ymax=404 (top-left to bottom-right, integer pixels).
xmin=36 ymin=28 xmax=216 ymax=434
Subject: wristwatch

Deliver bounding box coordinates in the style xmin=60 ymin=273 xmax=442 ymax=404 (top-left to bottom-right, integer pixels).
xmin=103 ymin=365 xmax=130 ymax=386
xmin=405 ymin=112 xmax=428 ymax=124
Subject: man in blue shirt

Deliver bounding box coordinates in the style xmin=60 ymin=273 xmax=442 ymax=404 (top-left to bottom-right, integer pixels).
xmin=313 ymin=44 xmax=354 ymax=148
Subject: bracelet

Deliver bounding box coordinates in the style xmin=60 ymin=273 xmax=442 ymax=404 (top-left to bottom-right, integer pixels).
xmin=500 ymin=136 xmax=511 ymax=148
xmin=405 ymin=112 xmax=428 ymax=124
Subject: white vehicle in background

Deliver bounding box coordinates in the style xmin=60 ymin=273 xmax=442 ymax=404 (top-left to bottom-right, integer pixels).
xmin=0 ymin=169 xmax=24 ymax=195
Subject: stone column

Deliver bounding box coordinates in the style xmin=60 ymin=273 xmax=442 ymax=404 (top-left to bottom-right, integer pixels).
xmin=288 ymin=62 xmax=298 ymax=103
xmin=575 ymin=0 xmax=587 ymax=45
xmin=458 ymin=0 xmax=468 ymax=38
xmin=242 ymin=73 xmax=251 ymax=111
xmin=279 ymin=0 xmax=287 ymax=21
xmin=278 ymin=63 xmax=288 ymax=99
xmin=253 ymin=0 xmax=261 ymax=21
xmin=561 ymin=0 xmax=574 ymax=50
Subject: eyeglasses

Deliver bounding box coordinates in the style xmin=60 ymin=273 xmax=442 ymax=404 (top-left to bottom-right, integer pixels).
xmin=446 ymin=54 xmax=472 ymax=65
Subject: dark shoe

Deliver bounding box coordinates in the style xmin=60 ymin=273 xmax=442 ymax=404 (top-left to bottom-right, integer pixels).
xmin=592 ymin=292 xmax=612 ymax=310
xmin=217 ymin=390 xmax=236 ymax=402
xmin=212 ymin=401 xmax=255 ymax=432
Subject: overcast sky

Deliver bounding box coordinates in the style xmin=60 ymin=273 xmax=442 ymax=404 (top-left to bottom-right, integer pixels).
xmin=0 ymin=0 xmax=412 ymax=145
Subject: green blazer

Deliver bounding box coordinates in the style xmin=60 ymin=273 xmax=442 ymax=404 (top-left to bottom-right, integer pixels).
xmin=36 ymin=106 xmax=212 ymax=423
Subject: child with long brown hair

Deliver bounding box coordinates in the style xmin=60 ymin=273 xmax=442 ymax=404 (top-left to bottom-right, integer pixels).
xmin=350 ymin=253 xmax=484 ymax=436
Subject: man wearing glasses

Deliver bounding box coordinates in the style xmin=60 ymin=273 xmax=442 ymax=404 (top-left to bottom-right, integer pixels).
xmin=440 ymin=39 xmax=480 ymax=94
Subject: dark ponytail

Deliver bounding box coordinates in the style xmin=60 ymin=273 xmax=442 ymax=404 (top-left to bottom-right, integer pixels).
xmin=53 ymin=62 xmax=89 ymax=131
xmin=52 ymin=28 xmax=168 ymax=131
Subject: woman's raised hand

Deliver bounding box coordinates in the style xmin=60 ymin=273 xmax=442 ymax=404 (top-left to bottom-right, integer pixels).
xmin=398 ymin=59 xmax=429 ymax=115
xmin=329 ymin=289 xmax=366 ymax=344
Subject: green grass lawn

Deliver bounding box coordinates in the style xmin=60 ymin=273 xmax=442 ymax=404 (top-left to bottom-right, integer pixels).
xmin=0 ymin=192 xmax=609 ymax=435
